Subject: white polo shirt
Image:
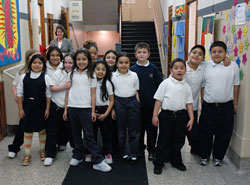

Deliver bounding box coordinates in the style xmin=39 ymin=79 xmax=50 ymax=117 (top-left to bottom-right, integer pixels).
xmin=154 ymin=75 xmax=193 ymax=111
xmin=184 ymin=61 xmax=205 ymax=111
xmin=111 ymin=70 xmax=139 ymax=97
xmin=17 ymin=71 xmax=52 ymax=98
xmin=68 ymin=70 xmax=97 ymax=108
xmin=50 ymin=69 xmax=71 ymax=108
xmin=13 ymin=72 xmax=22 ymax=86
xmin=96 ymin=80 xmax=114 ymax=106
xmin=46 ymin=62 xmax=63 ymax=78
xmin=202 ymin=60 xmax=240 ymax=103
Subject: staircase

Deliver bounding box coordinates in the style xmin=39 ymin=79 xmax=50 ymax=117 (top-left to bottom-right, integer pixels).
xmin=121 ymin=21 xmax=161 ymax=72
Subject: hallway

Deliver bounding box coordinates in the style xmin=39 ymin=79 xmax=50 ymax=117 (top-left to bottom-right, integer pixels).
xmin=0 ymin=135 xmax=250 ymax=185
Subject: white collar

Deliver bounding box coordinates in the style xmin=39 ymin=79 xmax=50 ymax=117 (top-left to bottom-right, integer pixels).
xmin=136 ymin=61 xmax=150 ymax=67
xmin=114 ymin=69 xmax=131 ymax=76
xmin=170 ymin=74 xmax=185 ymax=84
xmin=186 ymin=60 xmax=203 ymax=71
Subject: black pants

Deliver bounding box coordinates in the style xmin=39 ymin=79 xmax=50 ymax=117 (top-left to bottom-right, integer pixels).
xmin=154 ymin=109 xmax=189 ymax=168
xmin=8 ymin=119 xmax=24 ymax=153
xmin=198 ymin=101 xmax=234 ymax=160
xmin=139 ymin=106 xmax=158 ymax=154
xmin=186 ymin=111 xmax=199 ymax=152
xmin=45 ymin=101 xmax=74 ymax=158
xmin=114 ymin=96 xmax=140 ymax=157
xmin=68 ymin=107 xmax=103 ymax=164
xmin=93 ymin=106 xmax=112 ymax=154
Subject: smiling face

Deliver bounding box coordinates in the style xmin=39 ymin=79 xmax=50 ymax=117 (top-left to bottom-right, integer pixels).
xmin=117 ymin=56 xmax=130 ymax=74
xmin=95 ymin=63 xmax=106 ymax=80
xmin=105 ymin=52 xmax=117 ymax=67
xmin=76 ymin=53 xmax=88 ymax=73
xmin=189 ymin=48 xmax=205 ymax=67
xmin=88 ymin=46 xmax=98 ymax=62
xmin=170 ymin=61 xmax=186 ymax=81
xmin=31 ymin=58 xmax=44 ymax=73
xmin=49 ymin=50 xmax=61 ymax=68
xmin=64 ymin=56 xmax=74 ymax=73
xmin=210 ymin=46 xmax=227 ymax=63
xmin=134 ymin=48 xmax=150 ymax=64
xmin=56 ymin=28 xmax=64 ymax=40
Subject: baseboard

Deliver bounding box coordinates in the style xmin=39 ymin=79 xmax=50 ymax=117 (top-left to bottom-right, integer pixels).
xmin=227 ymin=146 xmax=250 ymax=171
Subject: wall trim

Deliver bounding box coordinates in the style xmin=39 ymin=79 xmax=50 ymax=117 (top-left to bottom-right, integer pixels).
xmin=19 ymin=12 xmax=61 ymax=24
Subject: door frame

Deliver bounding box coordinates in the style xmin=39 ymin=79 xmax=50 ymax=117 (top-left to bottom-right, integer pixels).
xmin=167 ymin=5 xmax=173 ymax=76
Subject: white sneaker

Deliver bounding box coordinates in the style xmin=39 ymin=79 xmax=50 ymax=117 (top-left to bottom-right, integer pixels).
xmin=85 ymin=154 xmax=91 ymax=162
xmin=93 ymin=160 xmax=112 ymax=172
xmin=44 ymin=157 xmax=53 ymax=166
xmin=105 ymin=154 xmax=113 ymax=164
xmin=69 ymin=158 xmax=83 ymax=166
xmin=8 ymin=152 xmax=16 ymax=159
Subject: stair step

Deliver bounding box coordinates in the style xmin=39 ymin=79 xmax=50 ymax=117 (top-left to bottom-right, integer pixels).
xmin=122 ymin=32 xmax=156 ymax=36
xmin=122 ymin=40 xmax=158 ymax=45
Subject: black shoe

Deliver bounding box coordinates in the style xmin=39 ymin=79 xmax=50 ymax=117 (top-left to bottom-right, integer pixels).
xmin=122 ymin=154 xmax=130 ymax=162
xmin=154 ymin=166 xmax=162 ymax=175
xmin=148 ymin=153 xmax=155 ymax=161
xmin=130 ymin=157 xmax=137 ymax=165
xmin=172 ymin=163 xmax=186 ymax=171
xmin=190 ymin=149 xmax=200 ymax=156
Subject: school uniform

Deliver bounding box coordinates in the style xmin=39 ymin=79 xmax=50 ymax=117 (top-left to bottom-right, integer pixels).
xmin=67 ymin=69 xmax=104 ymax=164
xmin=199 ymin=60 xmax=240 ymax=160
xmin=153 ymin=75 xmax=193 ymax=168
xmin=45 ymin=62 xmax=63 ymax=78
xmin=184 ymin=61 xmax=204 ymax=154
xmin=45 ymin=70 xmax=74 ymax=158
xmin=93 ymin=80 xmax=113 ymax=154
xmin=111 ymin=70 xmax=140 ymax=158
xmin=130 ymin=61 xmax=162 ymax=155
xmin=17 ymin=71 xmax=51 ymax=132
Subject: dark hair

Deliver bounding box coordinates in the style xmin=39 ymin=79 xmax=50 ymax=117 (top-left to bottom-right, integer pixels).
xmin=134 ymin=42 xmax=150 ymax=52
xmin=19 ymin=49 xmax=39 ymax=75
xmin=83 ymin=40 xmax=98 ymax=52
xmin=46 ymin=46 xmax=63 ymax=61
xmin=62 ymin=52 xmax=75 ymax=71
xmin=209 ymin=41 xmax=227 ymax=52
xmin=93 ymin=60 xmax=115 ymax=102
xmin=116 ymin=52 xmax=131 ymax=63
xmin=170 ymin=58 xmax=186 ymax=69
xmin=71 ymin=48 xmax=94 ymax=80
xmin=55 ymin=25 xmax=66 ymax=37
xmin=190 ymin=45 xmax=205 ymax=56
xmin=28 ymin=54 xmax=47 ymax=73
xmin=103 ymin=49 xmax=118 ymax=72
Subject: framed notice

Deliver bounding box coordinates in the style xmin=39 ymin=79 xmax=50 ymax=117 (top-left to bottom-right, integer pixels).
xmin=69 ymin=1 xmax=83 ymax=22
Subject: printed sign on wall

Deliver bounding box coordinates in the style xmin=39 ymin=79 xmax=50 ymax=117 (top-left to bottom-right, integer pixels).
xmin=69 ymin=1 xmax=83 ymax=22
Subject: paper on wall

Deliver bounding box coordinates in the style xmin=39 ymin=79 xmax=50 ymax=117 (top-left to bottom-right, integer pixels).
xmin=235 ymin=3 xmax=246 ymax=26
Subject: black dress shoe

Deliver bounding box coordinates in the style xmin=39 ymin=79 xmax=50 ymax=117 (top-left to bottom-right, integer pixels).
xmin=154 ymin=166 xmax=162 ymax=174
xmin=130 ymin=157 xmax=137 ymax=165
xmin=172 ymin=163 xmax=186 ymax=171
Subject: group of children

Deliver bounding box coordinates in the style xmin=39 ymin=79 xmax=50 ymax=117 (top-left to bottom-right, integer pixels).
xmin=7 ymin=39 xmax=239 ymax=174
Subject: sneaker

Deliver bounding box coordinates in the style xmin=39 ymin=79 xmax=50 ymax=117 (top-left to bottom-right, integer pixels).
xmin=105 ymin=154 xmax=113 ymax=164
xmin=122 ymin=154 xmax=130 ymax=161
xmin=44 ymin=157 xmax=53 ymax=166
xmin=200 ymin=158 xmax=209 ymax=166
xmin=58 ymin=145 xmax=66 ymax=151
xmin=93 ymin=160 xmax=112 ymax=172
xmin=148 ymin=153 xmax=155 ymax=161
xmin=8 ymin=152 xmax=16 ymax=159
xmin=85 ymin=154 xmax=91 ymax=162
xmin=213 ymin=159 xmax=222 ymax=167
xmin=154 ymin=166 xmax=162 ymax=175
xmin=130 ymin=156 xmax=137 ymax=165
xmin=69 ymin=158 xmax=83 ymax=166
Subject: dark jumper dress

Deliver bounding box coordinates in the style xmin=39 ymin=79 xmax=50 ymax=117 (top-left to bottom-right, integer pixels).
xmin=21 ymin=72 xmax=47 ymax=133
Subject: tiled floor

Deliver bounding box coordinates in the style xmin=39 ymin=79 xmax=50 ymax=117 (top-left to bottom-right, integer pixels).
xmin=0 ymin=135 xmax=250 ymax=185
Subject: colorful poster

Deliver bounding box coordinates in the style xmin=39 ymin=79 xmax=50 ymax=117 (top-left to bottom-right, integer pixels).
xmin=235 ymin=3 xmax=246 ymax=26
xmin=201 ymin=14 xmax=215 ymax=60
xmin=0 ymin=0 xmax=21 ymax=66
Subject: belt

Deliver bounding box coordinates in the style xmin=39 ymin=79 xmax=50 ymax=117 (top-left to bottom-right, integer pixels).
xmin=162 ymin=109 xmax=186 ymax=115
xmin=205 ymin=100 xmax=233 ymax=107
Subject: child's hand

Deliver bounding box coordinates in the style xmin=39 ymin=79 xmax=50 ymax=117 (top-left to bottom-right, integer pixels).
xmin=234 ymin=103 xmax=238 ymax=114
xmin=97 ymin=114 xmax=107 ymax=121
xmin=44 ymin=109 xmax=49 ymax=120
xmin=64 ymin=81 xmax=72 ymax=90
xmin=92 ymin=112 xmax=96 ymax=122
xmin=19 ymin=109 xmax=25 ymax=118
xmin=187 ymin=119 xmax=194 ymax=131
xmin=111 ymin=109 xmax=116 ymax=120
xmin=152 ymin=115 xmax=159 ymax=127
xmin=63 ymin=110 xmax=68 ymax=121
xmin=223 ymin=56 xmax=231 ymax=66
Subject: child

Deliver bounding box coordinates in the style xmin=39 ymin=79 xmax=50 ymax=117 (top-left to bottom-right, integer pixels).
xmin=92 ymin=60 xmax=114 ymax=164
xmin=83 ymin=40 xmax=98 ymax=63
xmin=45 ymin=46 xmax=63 ymax=77
xmin=64 ymin=48 xmax=111 ymax=172
xmin=199 ymin=41 xmax=240 ymax=167
xmin=104 ymin=50 xmax=117 ymax=72
xmin=44 ymin=52 xmax=75 ymax=166
xmin=16 ymin=54 xmax=51 ymax=166
xmin=8 ymin=49 xmax=39 ymax=159
xmin=130 ymin=42 xmax=162 ymax=160
xmin=112 ymin=52 xmax=141 ymax=164
xmin=153 ymin=58 xmax=194 ymax=174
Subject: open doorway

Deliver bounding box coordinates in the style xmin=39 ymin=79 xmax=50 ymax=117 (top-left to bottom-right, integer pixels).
xmin=47 ymin=13 xmax=54 ymax=44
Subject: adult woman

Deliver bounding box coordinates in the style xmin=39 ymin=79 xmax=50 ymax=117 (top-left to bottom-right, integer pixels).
xmin=49 ymin=25 xmax=74 ymax=55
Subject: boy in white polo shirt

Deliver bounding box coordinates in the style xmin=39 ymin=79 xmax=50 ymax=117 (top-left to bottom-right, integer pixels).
xmin=153 ymin=58 xmax=194 ymax=174
xmin=199 ymin=41 xmax=240 ymax=167
xmin=112 ymin=52 xmax=140 ymax=164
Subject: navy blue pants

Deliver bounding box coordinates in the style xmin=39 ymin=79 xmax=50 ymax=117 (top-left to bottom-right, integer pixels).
xmin=114 ymin=95 xmax=140 ymax=158
xmin=68 ymin=107 xmax=103 ymax=164
xmin=154 ymin=109 xmax=189 ymax=168
xmin=198 ymin=101 xmax=234 ymax=160
xmin=8 ymin=119 xmax=24 ymax=153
